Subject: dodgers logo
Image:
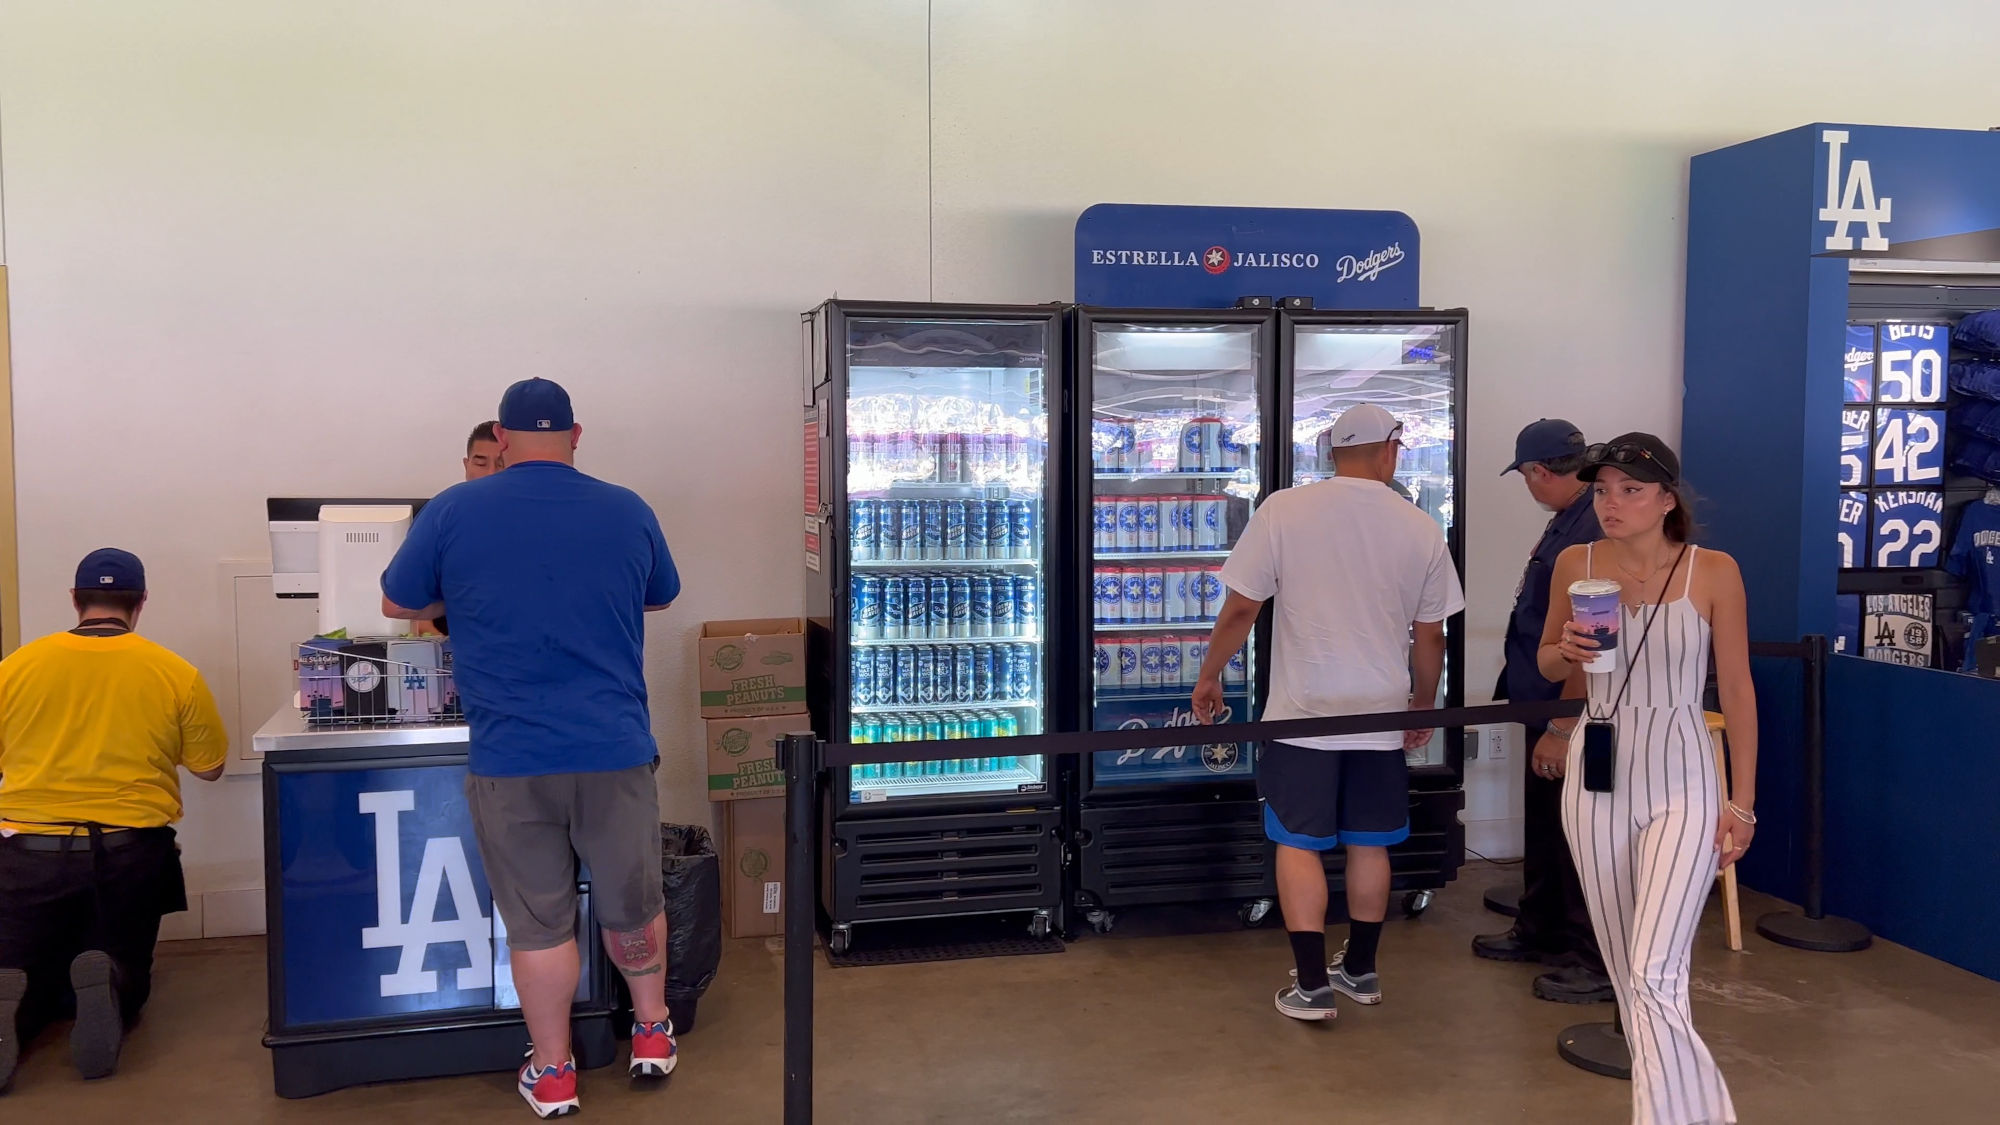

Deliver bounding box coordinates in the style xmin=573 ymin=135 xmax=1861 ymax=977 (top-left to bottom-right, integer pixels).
xmin=1335 ymin=243 xmax=1407 ymax=284
xmin=357 ymin=790 xmax=493 ymax=998
xmin=1820 ymin=129 xmax=1892 ymax=252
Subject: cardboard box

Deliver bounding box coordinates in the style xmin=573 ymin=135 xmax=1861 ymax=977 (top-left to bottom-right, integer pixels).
xmin=698 ymin=618 xmax=808 ymax=718
xmin=705 ymin=715 xmax=798 ymax=802
xmin=722 ymin=797 xmax=787 ymax=938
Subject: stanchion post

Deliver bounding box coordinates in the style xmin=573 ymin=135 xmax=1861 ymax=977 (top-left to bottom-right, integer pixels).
xmin=780 ymin=733 xmax=821 ymax=1125
xmin=1755 ymin=634 xmax=1872 ymax=953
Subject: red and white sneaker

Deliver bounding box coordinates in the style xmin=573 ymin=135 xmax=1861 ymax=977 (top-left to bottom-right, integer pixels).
xmin=630 ymin=1020 xmax=678 ymax=1079
xmin=517 ymin=1053 xmax=580 ymax=1118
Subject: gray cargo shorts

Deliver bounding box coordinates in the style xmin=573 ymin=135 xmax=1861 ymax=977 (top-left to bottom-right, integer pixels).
xmin=464 ymin=761 xmax=664 ymax=951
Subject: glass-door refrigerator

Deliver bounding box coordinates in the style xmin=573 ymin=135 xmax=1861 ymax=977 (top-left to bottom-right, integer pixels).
xmin=1280 ymin=308 xmax=1470 ymax=916
xmin=803 ymin=301 xmax=1066 ymax=954
xmin=1069 ymin=308 xmax=1280 ymax=932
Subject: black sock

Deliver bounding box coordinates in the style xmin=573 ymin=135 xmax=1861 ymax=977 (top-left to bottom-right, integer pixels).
xmin=1289 ymin=930 xmax=1329 ymax=991
xmin=1344 ymin=920 xmax=1383 ymax=978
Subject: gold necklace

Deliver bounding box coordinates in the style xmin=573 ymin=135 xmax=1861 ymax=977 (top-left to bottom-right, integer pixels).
xmin=1613 ymin=545 xmax=1680 ymax=602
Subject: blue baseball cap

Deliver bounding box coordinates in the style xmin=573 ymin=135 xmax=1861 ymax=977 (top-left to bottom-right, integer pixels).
xmin=75 ymin=548 xmax=146 ymax=594
xmin=1503 ymin=418 xmax=1586 ymax=475
xmin=497 ymin=378 xmax=575 ymax=433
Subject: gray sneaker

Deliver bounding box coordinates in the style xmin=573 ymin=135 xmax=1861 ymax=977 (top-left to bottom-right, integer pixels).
xmin=1274 ymin=981 xmax=1339 ymax=1022
xmin=1327 ymin=942 xmax=1382 ymax=1005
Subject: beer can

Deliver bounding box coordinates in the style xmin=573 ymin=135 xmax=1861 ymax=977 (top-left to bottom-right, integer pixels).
xmin=1121 ymin=569 xmax=1147 ymax=625
xmin=882 ymin=758 xmax=904 ymax=780
xmin=923 ymin=715 xmax=945 ymax=743
xmin=915 ymin=646 xmax=938 ymax=705
xmin=1094 ymin=640 xmax=1116 ymax=691
xmin=941 ymin=756 xmax=962 ymax=776
xmin=880 ymin=715 xmax=905 ymax=749
xmin=1094 ymin=498 xmax=1116 ymax=552
xmin=942 ymin=713 xmax=966 ymax=741
xmin=888 ymin=647 xmax=912 ymax=705
xmin=948 ymin=577 xmax=973 ymax=639
xmin=860 ymin=717 xmax=885 ymax=745
xmin=966 ymin=498 xmax=990 ymax=561
xmin=1116 ymin=639 xmax=1142 ymax=690
xmin=850 ymin=499 xmax=876 ymax=562
xmin=1009 ymin=644 xmax=1038 ymax=702
xmin=1162 ymin=567 xmax=1186 ymax=622
xmin=1014 ymin=574 xmax=1038 ymax=634
xmin=972 ymin=644 xmax=996 ymax=702
xmin=1182 ymin=637 xmax=1206 ymax=687
xmin=1137 ymin=497 xmax=1160 ymax=552
xmin=940 ymin=433 xmax=964 ymax=483
xmin=970 ymin=575 xmax=995 ymax=637
xmin=1114 ymin=422 xmax=1136 ymax=472
xmin=897 ymin=500 xmax=923 ymax=558
xmin=989 ymin=574 xmax=1016 ymax=637
xmin=926 ymin=576 xmax=950 ymax=640
xmin=918 ymin=500 xmax=943 ymax=561
xmin=1179 ymin=418 xmax=1203 ymax=472
xmin=987 ymin=499 xmax=1012 ymax=557
xmin=995 ymin=712 xmax=1021 ymax=738
xmin=944 ymin=499 xmax=967 ymax=560
xmin=1114 ymin=498 xmax=1140 ymax=552
xmin=872 ymin=647 xmax=895 ymax=708
xmin=1093 ymin=568 xmax=1118 ymax=624
xmin=852 ymin=646 xmax=875 ymax=707
xmin=1196 ymin=498 xmax=1226 ymax=549
xmin=852 ymin=575 xmax=882 ymax=640
xmin=876 ymin=500 xmax=901 ymax=562
xmin=976 ymin=711 xmax=1001 ymax=739
xmin=1223 ymin=644 xmax=1248 ymax=687
xmin=991 ymin=642 xmax=1012 ymax=699
xmin=1201 ymin=567 xmax=1227 ymax=620
xmin=904 ymin=576 xmax=929 ymax=640
xmin=1007 ymin=500 xmax=1035 ymax=560
xmin=1159 ymin=637 xmax=1183 ymax=684
xmin=1198 ymin=419 xmax=1222 ymax=471
xmin=1154 ymin=494 xmax=1179 ymax=551
xmin=1140 ymin=638 xmax=1165 ymax=688
xmin=1143 ymin=569 xmax=1166 ymax=622
xmin=954 ymin=645 xmax=975 ymax=703
xmin=880 ymin=577 xmax=906 ymax=640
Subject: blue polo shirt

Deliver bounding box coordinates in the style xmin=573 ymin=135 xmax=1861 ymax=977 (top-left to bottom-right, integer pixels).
xmin=1498 ymin=488 xmax=1600 ymax=719
xmin=381 ymin=461 xmax=681 ymax=777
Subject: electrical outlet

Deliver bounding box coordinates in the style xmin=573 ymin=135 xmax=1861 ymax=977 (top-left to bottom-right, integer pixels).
xmin=1485 ymin=726 xmax=1510 ymax=762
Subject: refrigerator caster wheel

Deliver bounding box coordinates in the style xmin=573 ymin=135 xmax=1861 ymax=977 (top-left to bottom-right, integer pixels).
xmin=1240 ymin=898 xmax=1275 ymax=928
xmin=1028 ymin=911 xmax=1053 ymax=940
xmin=1085 ymin=909 xmax=1116 ymax=935
xmin=829 ymin=925 xmax=852 ymax=955
xmin=1403 ymin=890 xmax=1434 ymax=919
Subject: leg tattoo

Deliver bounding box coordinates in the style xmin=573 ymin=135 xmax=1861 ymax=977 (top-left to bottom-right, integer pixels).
xmin=612 ymin=927 xmax=663 ymax=976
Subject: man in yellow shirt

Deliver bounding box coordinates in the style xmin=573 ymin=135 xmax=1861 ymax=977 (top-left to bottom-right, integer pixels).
xmin=0 ymin=549 xmax=227 ymax=1092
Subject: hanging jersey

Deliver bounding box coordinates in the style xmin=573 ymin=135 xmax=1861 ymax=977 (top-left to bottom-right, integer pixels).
xmin=1837 ymin=491 xmax=1868 ymax=570
xmin=1843 ymin=324 xmax=1874 ymax=404
xmin=1947 ymin=501 xmax=2000 ymax=617
xmin=1870 ymin=490 xmax=1944 ymax=568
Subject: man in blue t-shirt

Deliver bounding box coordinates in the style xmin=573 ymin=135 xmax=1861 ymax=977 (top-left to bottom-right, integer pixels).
xmin=381 ymin=378 xmax=681 ymax=1118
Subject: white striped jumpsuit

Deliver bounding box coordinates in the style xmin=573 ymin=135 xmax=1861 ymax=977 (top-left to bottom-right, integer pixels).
xmin=1564 ymin=545 xmax=1735 ymax=1125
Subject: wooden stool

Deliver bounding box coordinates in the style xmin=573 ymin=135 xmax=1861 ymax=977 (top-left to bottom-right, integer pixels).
xmin=1705 ymin=711 xmax=1743 ymax=952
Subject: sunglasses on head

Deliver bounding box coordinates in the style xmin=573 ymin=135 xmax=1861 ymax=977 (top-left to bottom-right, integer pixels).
xmin=1586 ymin=441 xmax=1676 ymax=481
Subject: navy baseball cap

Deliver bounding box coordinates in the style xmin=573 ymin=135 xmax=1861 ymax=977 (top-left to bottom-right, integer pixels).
xmin=1503 ymin=418 xmax=1586 ymax=475
xmin=497 ymin=378 xmax=575 ymax=433
xmin=75 ymin=548 xmax=146 ymax=594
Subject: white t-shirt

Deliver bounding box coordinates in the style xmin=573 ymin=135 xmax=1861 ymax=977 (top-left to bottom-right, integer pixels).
xmin=1220 ymin=477 xmax=1465 ymax=750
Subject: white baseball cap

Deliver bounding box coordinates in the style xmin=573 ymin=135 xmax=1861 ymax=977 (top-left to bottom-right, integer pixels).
xmin=1328 ymin=403 xmax=1404 ymax=448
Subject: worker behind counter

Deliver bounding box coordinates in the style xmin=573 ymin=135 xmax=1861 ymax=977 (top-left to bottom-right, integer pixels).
xmin=422 ymin=420 xmax=505 ymax=637
xmin=0 ymin=549 xmax=229 ymax=1092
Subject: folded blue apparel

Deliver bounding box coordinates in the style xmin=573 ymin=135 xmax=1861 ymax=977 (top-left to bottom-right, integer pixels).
xmin=1954 ymin=310 xmax=2000 ymax=360
xmin=1953 ymin=398 xmax=2000 ymax=441
xmin=1952 ymin=432 xmax=2000 ymax=483
xmin=1951 ymin=359 xmax=2000 ymax=401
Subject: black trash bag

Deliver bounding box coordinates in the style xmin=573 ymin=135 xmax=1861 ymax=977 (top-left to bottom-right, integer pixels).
xmin=616 ymin=823 xmax=723 ymax=1034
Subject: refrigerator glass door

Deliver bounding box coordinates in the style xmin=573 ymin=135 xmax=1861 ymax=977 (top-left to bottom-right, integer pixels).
xmin=1290 ymin=321 xmax=1460 ymax=768
xmin=841 ymin=317 xmax=1050 ymax=805
xmin=1087 ymin=322 xmax=1262 ymax=787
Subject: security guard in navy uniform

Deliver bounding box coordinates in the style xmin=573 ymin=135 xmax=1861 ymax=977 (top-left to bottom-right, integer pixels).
xmin=1476 ymin=420 xmax=1613 ymax=1003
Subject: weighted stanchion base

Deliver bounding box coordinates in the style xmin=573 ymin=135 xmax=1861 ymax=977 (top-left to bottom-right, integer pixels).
xmin=1756 ymin=910 xmax=1872 ymax=953
xmin=1557 ymin=1019 xmax=1631 ymax=1080
xmin=1483 ymin=883 xmax=1522 ymax=918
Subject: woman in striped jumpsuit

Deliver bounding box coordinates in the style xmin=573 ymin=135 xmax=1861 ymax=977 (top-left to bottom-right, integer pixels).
xmin=1536 ymin=433 xmax=1758 ymax=1125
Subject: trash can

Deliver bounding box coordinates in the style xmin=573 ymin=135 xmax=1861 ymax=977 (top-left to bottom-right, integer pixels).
xmin=616 ymin=823 xmax=723 ymax=1033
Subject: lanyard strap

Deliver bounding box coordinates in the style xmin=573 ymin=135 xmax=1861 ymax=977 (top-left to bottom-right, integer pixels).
xmin=1585 ymin=545 xmax=1688 ymax=722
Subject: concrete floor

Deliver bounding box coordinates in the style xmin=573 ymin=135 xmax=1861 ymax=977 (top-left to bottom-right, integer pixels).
xmin=5 ymin=863 xmax=1998 ymax=1123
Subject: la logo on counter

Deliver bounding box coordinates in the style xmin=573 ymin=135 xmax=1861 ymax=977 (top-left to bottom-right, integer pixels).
xmin=358 ymin=789 xmax=493 ymax=997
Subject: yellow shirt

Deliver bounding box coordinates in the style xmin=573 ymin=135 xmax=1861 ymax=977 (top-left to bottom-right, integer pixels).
xmin=0 ymin=630 xmax=229 ymax=833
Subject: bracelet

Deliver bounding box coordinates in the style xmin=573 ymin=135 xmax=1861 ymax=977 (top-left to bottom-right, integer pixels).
xmin=1546 ymin=722 xmax=1576 ymax=736
xmin=1727 ymin=802 xmax=1757 ymax=825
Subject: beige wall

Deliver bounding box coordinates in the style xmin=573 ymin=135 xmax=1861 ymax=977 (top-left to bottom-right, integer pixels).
xmin=2 ymin=1 xmax=1997 ymax=896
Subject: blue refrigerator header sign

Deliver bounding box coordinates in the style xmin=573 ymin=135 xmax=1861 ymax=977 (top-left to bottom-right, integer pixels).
xmin=1075 ymin=204 xmax=1420 ymax=309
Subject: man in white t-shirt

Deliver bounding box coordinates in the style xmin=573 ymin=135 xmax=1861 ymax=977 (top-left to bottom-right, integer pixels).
xmin=1193 ymin=403 xmax=1465 ymax=1023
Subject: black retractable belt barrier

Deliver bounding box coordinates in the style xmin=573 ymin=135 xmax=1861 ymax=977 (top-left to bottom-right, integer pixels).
xmin=778 ymin=697 xmax=1580 ymax=1124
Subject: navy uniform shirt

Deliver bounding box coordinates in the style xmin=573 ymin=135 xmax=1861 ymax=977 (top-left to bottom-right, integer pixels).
xmin=382 ymin=461 xmax=681 ymax=777
xmin=1498 ymin=488 xmax=1600 ymax=714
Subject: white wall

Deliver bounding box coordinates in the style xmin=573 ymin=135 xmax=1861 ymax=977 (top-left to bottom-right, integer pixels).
xmin=3 ymin=0 xmax=1996 ymax=896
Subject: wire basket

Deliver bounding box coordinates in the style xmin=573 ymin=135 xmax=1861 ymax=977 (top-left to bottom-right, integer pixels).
xmin=297 ymin=638 xmax=461 ymax=728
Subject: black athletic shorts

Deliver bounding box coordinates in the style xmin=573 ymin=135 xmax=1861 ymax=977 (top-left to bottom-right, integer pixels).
xmin=1257 ymin=743 xmax=1411 ymax=851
